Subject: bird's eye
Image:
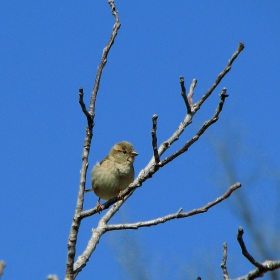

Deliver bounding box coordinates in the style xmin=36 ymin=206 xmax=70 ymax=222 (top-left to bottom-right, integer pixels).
xmin=123 ymin=150 xmax=127 ymax=154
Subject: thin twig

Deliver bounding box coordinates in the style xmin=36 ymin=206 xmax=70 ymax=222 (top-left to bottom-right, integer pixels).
xmin=232 ymin=261 xmax=280 ymax=280
xmin=221 ymin=243 xmax=230 ymax=280
xmin=152 ymin=43 xmax=244 ymax=163
xmin=194 ymin=42 xmax=244 ymax=111
xmin=237 ymin=227 xmax=264 ymax=269
xmin=188 ymin=78 xmax=197 ymax=108
xmin=180 ymin=76 xmax=192 ymax=113
xmin=78 ymin=88 xmax=92 ymax=125
xmin=105 ymin=182 xmax=241 ymax=231
xmin=151 ymin=114 xmax=160 ymax=164
xmin=160 ymin=88 xmax=228 ymax=166
xmin=89 ymin=0 xmax=121 ymax=118
xmin=65 ymin=2 xmax=121 ymax=279
xmin=194 ymin=42 xmax=245 ymax=110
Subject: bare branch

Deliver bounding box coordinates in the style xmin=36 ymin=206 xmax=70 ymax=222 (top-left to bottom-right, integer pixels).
xmin=105 ymin=182 xmax=241 ymax=231
xmin=65 ymin=2 xmax=121 ymax=279
xmin=188 ymin=78 xmax=197 ymax=108
xmin=150 ymin=42 xmax=244 ymax=165
xmin=231 ymin=260 xmax=280 ymax=280
xmin=72 ymin=183 xmax=241 ymax=274
xmin=194 ymin=42 xmax=244 ymax=111
xmin=78 ymin=88 xmax=91 ymax=124
xmin=151 ymin=114 xmax=160 ymax=164
xmin=89 ymin=0 xmax=121 ymax=118
xmin=237 ymin=227 xmax=264 ymax=269
xmin=222 ymin=227 xmax=280 ymax=280
xmin=221 ymin=243 xmax=230 ymax=280
xmin=180 ymin=76 xmax=192 ymax=113
xmin=160 ymin=88 xmax=228 ymax=166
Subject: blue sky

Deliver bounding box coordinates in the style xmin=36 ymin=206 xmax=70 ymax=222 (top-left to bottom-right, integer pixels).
xmin=1 ymin=1 xmax=280 ymax=279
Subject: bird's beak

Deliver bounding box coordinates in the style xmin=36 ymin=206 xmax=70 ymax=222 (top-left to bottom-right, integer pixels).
xmin=131 ymin=151 xmax=138 ymax=157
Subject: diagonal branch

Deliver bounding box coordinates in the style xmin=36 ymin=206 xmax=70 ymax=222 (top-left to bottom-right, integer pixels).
xmin=160 ymin=88 xmax=228 ymax=166
xmin=65 ymin=1 xmax=121 ymax=279
xmin=236 ymin=227 xmax=264 ymax=269
xmin=149 ymin=42 xmax=244 ymax=165
xmin=232 ymin=260 xmax=280 ymax=280
xmin=105 ymin=182 xmax=241 ymax=231
xmin=194 ymin=42 xmax=244 ymax=111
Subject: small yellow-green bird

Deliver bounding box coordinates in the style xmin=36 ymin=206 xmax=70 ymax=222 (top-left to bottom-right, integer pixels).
xmin=86 ymin=141 xmax=138 ymax=211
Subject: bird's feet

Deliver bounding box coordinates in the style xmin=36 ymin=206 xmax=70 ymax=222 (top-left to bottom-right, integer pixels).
xmin=118 ymin=190 xmax=125 ymax=201
xmin=96 ymin=199 xmax=102 ymax=213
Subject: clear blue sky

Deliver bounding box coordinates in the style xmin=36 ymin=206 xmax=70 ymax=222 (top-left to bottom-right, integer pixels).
xmin=1 ymin=1 xmax=280 ymax=279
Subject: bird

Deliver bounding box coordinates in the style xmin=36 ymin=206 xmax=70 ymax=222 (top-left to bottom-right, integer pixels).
xmin=85 ymin=141 xmax=138 ymax=212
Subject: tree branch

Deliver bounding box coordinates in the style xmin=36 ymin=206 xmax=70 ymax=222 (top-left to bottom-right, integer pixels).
xmin=237 ymin=227 xmax=264 ymax=269
xmin=72 ymin=183 xmax=241 ymax=274
xmin=180 ymin=76 xmax=192 ymax=114
xmin=105 ymin=182 xmax=241 ymax=231
xmin=160 ymin=88 xmax=228 ymax=166
xmin=221 ymin=243 xmax=230 ymax=280
xmin=194 ymin=42 xmax=244 ymax=111
xmin=89 ymin=0 xmax=121 ymax=118
xmin=151 ymin=114 xmax=160 ymax=164
xmin=65 ymin=1 xmax=121 ymax=279
xmin=221 ymin=227 xmax=280 ymax=280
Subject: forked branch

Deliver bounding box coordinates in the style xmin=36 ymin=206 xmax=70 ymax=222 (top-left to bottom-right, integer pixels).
xmin=220 ymin=227 xmax=280 ymax=280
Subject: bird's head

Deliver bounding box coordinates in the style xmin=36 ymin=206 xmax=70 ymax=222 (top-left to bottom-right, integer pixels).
xmin=110 ymin=141 xmax=138 ymax=164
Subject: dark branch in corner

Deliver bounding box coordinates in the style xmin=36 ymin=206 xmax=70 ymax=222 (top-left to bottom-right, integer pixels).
xmin=151 ymin=114 xmax=160 ymax=164
xmin=237 ymin=227 xmax=264 ymax=269
xmin=221 ymin=227 xmax=280 ymax=280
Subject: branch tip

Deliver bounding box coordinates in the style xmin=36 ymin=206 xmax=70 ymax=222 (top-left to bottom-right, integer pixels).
xmin=180 ymin=76 xmax=192 ymax=113
xmin=237 ymin=227 xmax=264 ymax=269
xmin=239 ymin=41 xmax=245 ymax=51
xmin=151 ymin=114 xmax=160 ymax=164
